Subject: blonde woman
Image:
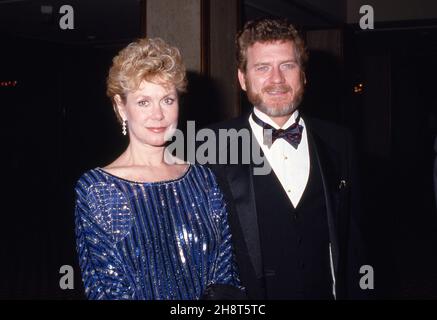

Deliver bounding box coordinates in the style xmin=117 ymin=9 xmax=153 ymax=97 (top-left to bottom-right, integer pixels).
xmin=74 ymin=38 xmax=242 ymax=300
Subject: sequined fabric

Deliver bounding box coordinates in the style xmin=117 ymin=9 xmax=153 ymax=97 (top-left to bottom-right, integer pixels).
xmin=74 ymin=164 xmax=241 ymax=300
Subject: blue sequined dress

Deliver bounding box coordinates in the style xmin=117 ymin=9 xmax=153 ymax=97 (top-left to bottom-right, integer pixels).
xmin=74 ymin=164 xmax=241 ymax=300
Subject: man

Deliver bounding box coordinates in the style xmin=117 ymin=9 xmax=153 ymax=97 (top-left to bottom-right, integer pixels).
xmin=204 ymin=18 xmax=368 ymax=299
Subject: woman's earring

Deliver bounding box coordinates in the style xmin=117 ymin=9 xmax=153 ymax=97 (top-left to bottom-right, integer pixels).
xmin=122 ymin=120 xmax=127 ymax=136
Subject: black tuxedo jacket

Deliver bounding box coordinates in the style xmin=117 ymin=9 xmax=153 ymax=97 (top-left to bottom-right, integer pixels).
xmin=201 ymin=112 xmax=368 ymax=299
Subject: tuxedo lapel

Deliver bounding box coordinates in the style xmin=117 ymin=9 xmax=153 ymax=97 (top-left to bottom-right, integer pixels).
xmin=225 ymin=164 xmax=263 ymax=280
xmin=219 ymin=116 xmax=264 ymax=287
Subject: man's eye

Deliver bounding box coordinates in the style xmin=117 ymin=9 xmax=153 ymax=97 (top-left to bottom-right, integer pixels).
xmin=282 ymin=63 xmax=297 ymax=70
xmin=256 ymin=66 xmax=269 ymax=72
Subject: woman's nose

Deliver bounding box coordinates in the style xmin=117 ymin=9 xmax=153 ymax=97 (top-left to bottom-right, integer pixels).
xmin=150 ymin=104 xmax=164 ymax=120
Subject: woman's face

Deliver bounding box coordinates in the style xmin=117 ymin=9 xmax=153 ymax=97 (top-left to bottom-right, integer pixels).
xmin=116 ymin=80 xmax=179 ymax=147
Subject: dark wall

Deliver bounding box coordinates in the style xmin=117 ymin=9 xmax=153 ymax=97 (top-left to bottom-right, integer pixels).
xmin=345 ymin=25 xmax=437 ymax=298
xmin=1 ymin=36 xmax=130 ymax=299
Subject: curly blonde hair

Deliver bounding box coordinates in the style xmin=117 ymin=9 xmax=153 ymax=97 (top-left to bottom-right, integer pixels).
xmin=106 ymin=37 xmax=187 ymax=123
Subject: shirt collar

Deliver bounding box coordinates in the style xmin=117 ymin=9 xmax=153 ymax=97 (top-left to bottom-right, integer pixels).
xmin=252 ymin=107 xmax=299 ymax=130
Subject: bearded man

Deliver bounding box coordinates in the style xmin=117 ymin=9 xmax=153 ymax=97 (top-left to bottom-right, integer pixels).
xmin=204 ymin=18 xmax=369 ymax=300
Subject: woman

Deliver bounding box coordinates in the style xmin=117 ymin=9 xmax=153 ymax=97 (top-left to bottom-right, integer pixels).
xmin=74 ymin=38 xmax=242 ymax=299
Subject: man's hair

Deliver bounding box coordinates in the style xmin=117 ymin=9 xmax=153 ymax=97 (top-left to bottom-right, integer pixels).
xmin=236 ymin=18 xmax=308 ymax=72
xmin=106 ymin=37 xmax=187 ymax=123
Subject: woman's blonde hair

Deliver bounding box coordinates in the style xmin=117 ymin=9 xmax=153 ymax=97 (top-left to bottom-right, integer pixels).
xmin=106 ymin=37 xmax=187 ymax=123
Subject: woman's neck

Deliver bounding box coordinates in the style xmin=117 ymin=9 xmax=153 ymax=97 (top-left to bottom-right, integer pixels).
xmin=120 ymin=142 xmax=167 ymax=168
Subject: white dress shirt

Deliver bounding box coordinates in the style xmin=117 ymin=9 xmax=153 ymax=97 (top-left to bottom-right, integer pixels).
xmin=249 ymin=107 xmax=310 ymax=208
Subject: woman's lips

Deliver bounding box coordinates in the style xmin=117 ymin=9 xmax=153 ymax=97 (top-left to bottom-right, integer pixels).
xmin=147 ymin=127 xmax=167 ymax=133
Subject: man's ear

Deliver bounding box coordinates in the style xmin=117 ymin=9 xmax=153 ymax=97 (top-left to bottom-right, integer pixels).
xmin=114 ymin=94 xmax=127 ymax=120
xmin=302 ymin=71 xmax=307 ymax=85
xmin=237 ymin=69 xmax=247 ymax=91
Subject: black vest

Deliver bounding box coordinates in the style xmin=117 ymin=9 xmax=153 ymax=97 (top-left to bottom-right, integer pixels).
xmin=253 ymin=139 xmax=334 ymax=299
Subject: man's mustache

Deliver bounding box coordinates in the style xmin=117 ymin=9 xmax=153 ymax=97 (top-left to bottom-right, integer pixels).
xmin=262 ymin=84 xmax=292 ymax=93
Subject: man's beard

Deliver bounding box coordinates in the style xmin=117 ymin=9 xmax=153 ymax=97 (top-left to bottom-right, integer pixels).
xmin=245 ymin=81 xmax=304 ymax=117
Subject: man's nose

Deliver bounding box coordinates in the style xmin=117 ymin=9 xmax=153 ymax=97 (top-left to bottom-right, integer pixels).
xmin=270 ymin=67 xmax=285 ymax=83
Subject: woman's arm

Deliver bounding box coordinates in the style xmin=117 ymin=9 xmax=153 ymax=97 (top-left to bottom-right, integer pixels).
xmin=206 ymin=172 xmax=243 ymax=287
xmin=74 ymin=181 xmax=137 ymax=300
xmin=202 ymin=176 xmax=247 ymax=299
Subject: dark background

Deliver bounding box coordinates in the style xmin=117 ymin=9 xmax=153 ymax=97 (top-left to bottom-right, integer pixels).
xmin=1 ymin=0 xmax=437 ymax=299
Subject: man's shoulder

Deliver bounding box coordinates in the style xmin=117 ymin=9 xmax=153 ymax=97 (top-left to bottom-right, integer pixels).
xmin=304 ymin=115 xmax=352 ymax=143
xmin=304 ymin=116 xmax=349 ymax=136
xmin=303 ymin=115 xmax=356 ymax=157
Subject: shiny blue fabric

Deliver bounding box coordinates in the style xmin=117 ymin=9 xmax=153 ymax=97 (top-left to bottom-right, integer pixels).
xmin=74 ymin=164 xmax=241 ymax=300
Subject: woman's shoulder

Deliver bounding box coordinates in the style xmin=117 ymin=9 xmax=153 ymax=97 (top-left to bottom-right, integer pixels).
xmin=189 ymin=163 xmax=219 ymax=187
xmin=75 ymin=168 xmax=107 ymax=188
xmin=190 ymin=165 xmax=226 ymax=216
xmin=74 ymin=168 xmax=134 ymax=242
xmin=74 ymin=167 xmax=116 ymax=201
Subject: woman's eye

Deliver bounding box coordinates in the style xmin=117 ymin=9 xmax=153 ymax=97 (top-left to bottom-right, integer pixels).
xmin=138 ymin=100 xmax=149 ymax=107
xmin=164 ymin=98 xmax=175 ymax=105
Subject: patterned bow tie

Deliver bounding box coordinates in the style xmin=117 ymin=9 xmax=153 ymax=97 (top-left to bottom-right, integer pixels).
xmin=251 ymin=112 xmax=304 ymax=149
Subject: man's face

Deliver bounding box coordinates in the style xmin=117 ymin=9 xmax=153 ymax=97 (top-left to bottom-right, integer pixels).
xmin=238 ymin=40 xmax=305 ymax=118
